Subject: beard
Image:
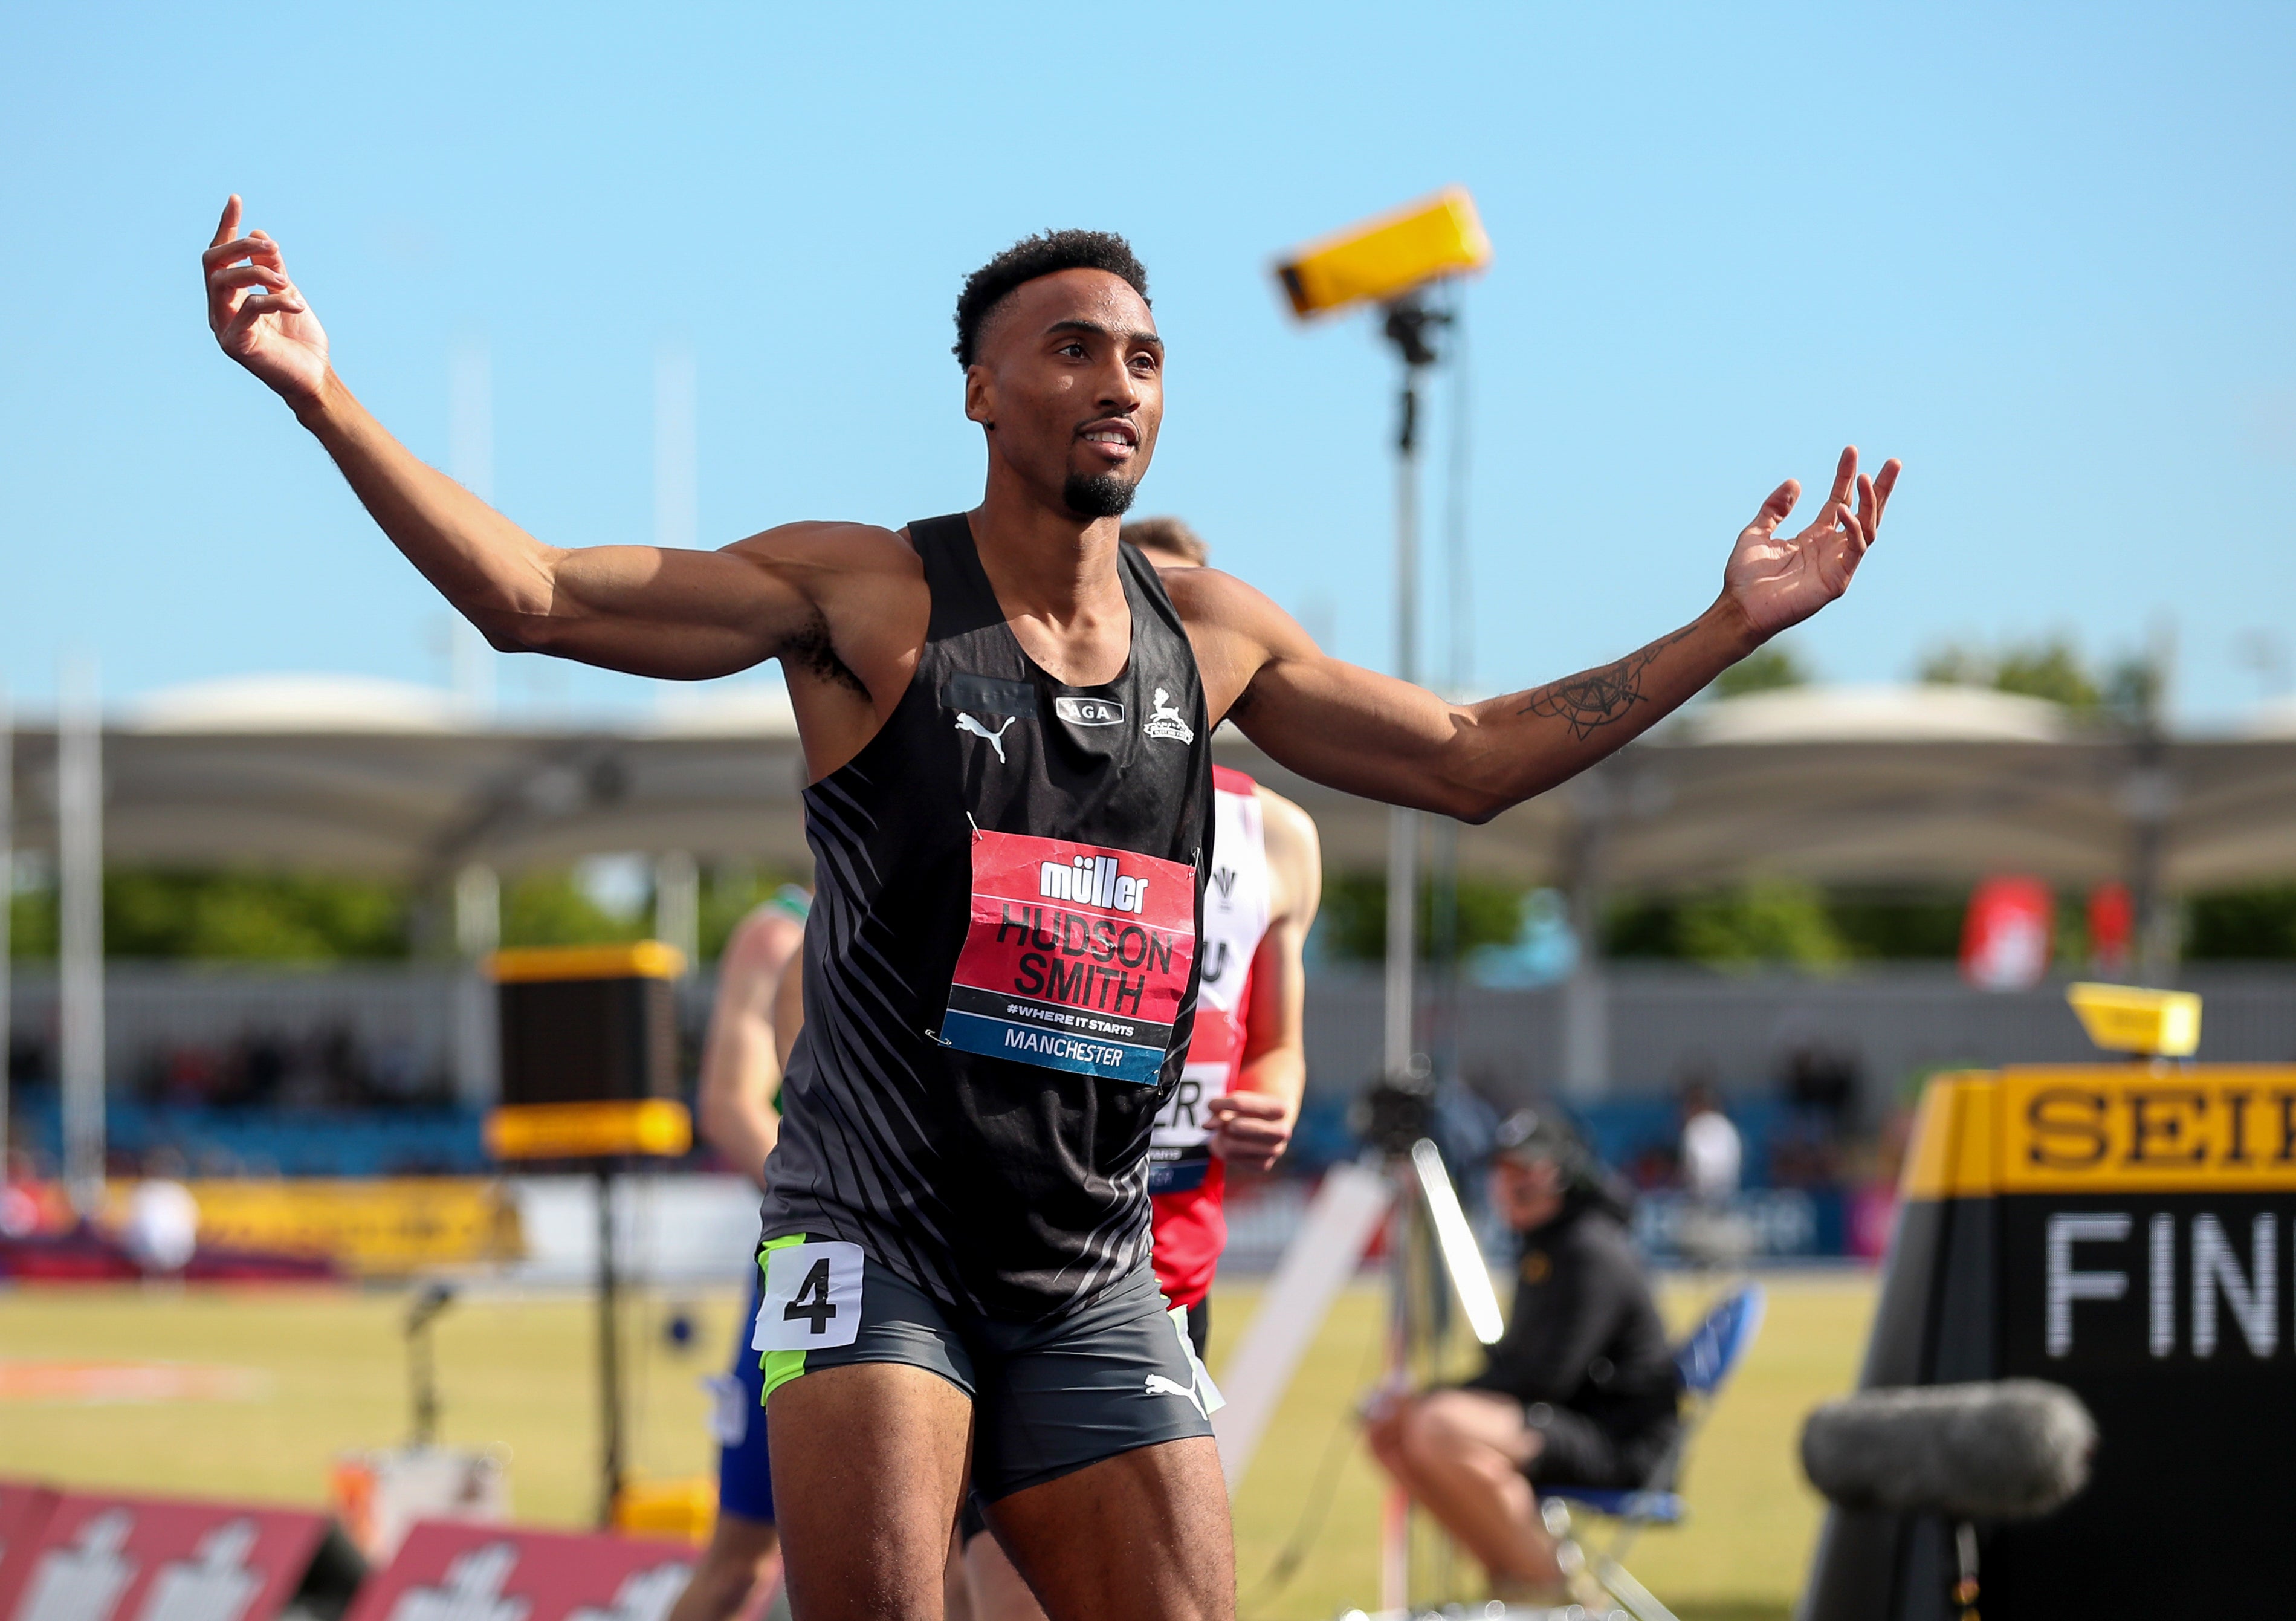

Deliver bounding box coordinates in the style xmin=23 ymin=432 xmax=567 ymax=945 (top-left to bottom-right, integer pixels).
xmin=1062 ymin=471 xmax=1139 ymax=519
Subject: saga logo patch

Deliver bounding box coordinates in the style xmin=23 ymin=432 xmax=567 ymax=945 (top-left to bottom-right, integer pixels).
xmin=1143 ymin=687 xmax=1195 ymax=744
xmin=1055 ymin=695 xmax=1125 ymax=727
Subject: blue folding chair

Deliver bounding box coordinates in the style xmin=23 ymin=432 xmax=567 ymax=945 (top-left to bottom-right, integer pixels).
xmin=1538 ymin=1283 xmax=1768 ymax=1621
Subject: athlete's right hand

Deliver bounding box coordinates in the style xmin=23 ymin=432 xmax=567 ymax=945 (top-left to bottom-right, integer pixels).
xmin=204 ymin=196 xmax=329 ymax=406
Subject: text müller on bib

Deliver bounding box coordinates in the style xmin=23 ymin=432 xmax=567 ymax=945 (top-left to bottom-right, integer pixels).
xmin=940 ymin=829 xmax=1197 ymax=1086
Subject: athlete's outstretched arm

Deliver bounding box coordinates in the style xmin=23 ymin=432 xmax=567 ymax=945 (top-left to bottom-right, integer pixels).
xmin=1209 ymin=788 xmax=1322 ymax=1172
xmin=202 ymin=196 xmax=840 ymax=681
xmin=1185 ymin=450 xmax=1899 ymax=822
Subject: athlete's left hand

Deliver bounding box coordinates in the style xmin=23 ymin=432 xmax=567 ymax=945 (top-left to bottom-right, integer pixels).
xmin=1209 ymin=1092 xmax=1295 ymax=1171
xmin=204 ymin=195 xmax=330 ymax=407
xmin=1722 ymin=446 xmax=1901 ymax=639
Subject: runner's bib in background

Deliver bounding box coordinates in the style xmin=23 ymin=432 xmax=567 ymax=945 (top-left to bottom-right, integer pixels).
xmin=1150 ymin=771 xmax=1269 ymax=1196
xmin=940 ymin=829 xmax=1197 ymax=1086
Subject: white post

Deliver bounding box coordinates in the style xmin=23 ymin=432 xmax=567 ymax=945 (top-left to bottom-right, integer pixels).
xmin=450 ymin=338 xmax=497 ymax=720
xmin=58 ymin=659 xmax=105 ymax=1217
xmin=452 ymin=862 xmax=500 ymax=1108
xmin=1560 ymin=776 xmax=1611 ymax=1098
xmin=1383 ymin=812 xmax=1418 ymax=1082
xmin=653 ymin=851 xmax=699 ymax=965
xmin=454 ymin=862 xmax=501 ymax=959
xmin=1383 ymin=367 xmax=1422 ymax=1085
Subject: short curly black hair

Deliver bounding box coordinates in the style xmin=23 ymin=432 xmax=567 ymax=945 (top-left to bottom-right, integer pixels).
xmin=953 ymin=230 xmax=1150 ymax=369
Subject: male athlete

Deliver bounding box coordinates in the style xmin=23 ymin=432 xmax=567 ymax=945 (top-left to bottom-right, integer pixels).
xmin=204 ymin=196 xmax=1897 ymax=1621
xmin=960 ymin=517 xmax=1324 ymax=1621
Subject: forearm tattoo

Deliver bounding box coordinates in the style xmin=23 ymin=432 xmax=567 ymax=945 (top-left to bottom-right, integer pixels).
xmin=1516 ymin=627 xmax=1693 ymax=741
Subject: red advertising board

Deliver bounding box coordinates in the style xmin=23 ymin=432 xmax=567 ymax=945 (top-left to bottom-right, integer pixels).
xmin=0 ymin=1486 xmax=62 ymax=1600
xmin=344 ymin=1522 xmax=694 ymax=1621
xmin=0 ymin=1492 xmax=333 ymax=1621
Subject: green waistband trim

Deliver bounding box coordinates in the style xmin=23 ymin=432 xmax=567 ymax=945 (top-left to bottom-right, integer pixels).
xmin=756 ymin=1233 xmax=809 ymax=1405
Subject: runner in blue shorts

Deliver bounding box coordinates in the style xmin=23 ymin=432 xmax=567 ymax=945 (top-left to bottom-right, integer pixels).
xmin=665 ymin=887 xmax=809 ymax=1621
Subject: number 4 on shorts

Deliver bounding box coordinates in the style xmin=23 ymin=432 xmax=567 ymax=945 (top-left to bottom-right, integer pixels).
xmin=753 ymin=1238 xmax=865 ymax=1352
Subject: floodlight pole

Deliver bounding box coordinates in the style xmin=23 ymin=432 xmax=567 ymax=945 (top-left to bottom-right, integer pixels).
xmin=595 ymin=1162 xmax=627 ymax=1527
xmin=1380 ymin=297 xmax=1445 ymax=1089
xmin=1374 ymin=296 xmax=1449 ymax=1614
xmin=59 ymin=660 xmax=105 ymax=1220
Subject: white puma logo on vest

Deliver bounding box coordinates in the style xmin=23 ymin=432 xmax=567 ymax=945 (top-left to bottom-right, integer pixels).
xmin=954 ymin=713 xmax=1018 ymax=763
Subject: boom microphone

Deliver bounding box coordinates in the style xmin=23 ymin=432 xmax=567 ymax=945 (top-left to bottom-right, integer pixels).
xmin=1799 ymin=1380 xmax=2096 ymax=1521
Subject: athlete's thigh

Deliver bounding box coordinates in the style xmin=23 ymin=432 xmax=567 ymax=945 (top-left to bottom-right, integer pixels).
xmin=755 ymin=1243 xmax=978 ymax=1621
xmin=970 ymin=1270 xmax=1230 ymax=1621
xmin=985 ymin=1437 xmax=1232 ymax=1621
xmin=767 ymin=1361 xmax=972 ymax=1621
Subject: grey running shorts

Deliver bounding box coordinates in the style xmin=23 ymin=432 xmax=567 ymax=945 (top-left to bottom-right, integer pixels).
xmin=753 ymin=1235 xmax=1217 ymax=1501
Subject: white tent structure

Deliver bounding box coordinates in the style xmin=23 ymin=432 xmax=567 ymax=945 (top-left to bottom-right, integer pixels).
xmin=10 ymin=673 xmax=2296 ymax=897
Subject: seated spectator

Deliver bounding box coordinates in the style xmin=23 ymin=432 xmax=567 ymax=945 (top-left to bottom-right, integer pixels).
xmin=1365 ymin=1109 xmax=1680 ymax=1605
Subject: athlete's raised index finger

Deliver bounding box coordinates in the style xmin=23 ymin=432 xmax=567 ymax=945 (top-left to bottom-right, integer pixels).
xmin=210 ymin=195 xmax=242 ymax=251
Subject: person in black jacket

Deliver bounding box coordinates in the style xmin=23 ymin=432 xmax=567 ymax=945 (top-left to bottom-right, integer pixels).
xmin=1365 ymin=1109 xmax=1681 ymax=1603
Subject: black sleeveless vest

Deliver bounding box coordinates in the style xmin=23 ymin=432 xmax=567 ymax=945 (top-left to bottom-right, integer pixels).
xmin=757 ymin=513 xmax=1214 ymax=1320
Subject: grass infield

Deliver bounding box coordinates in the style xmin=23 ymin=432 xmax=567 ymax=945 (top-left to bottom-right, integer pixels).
xmin=0 ymin=1270 xmax=1874 ymax=1621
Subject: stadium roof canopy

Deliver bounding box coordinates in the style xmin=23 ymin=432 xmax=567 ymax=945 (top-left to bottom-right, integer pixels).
xmin=10 ymin=675 xmax=2296 ymax=894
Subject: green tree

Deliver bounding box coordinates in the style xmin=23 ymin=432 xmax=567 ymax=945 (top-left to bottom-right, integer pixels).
xmin=1614 ymin=885 xmax=1966 ymax=963
xmin=1311 ymin=874 xmax=1527 ymax=963
xmin=102 ymin=870 xmax=410 ymax=961
xmin=499 ymin=870 xmax=648 ymax=949
xmin=1602 ymin=895 xmax=1681 ymax=959
xmin=697 ymin=864 xmax=812 ymax=962
xmin=2186 ymin=885 xmax=2296 ymax=959
xmin=1826 ymin=891 xmax=1967 ymax=959
xmin=2102 ymin=654 xmax=2167 ymax=729
xmin=10 ymin=884 xmax=57 ymax=960
xmin=1712 ymin=642 xmax=1811 ymax=699
xmin=1675 ymin=878 xmax=1848 ymax=969
xmin=1918 ymin=636 xmax=2102 ymax=709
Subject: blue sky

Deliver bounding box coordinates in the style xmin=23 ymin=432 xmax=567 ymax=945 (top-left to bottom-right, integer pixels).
xmin=4 ymin=2 xmax=2291 ymax=723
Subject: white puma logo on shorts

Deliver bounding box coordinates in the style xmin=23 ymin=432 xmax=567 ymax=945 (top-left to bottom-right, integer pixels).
xmin=954 ymin=712 xmax=1018 ymax=763
xmin=1144 ymin=1372 xmax=1207 ymax=1418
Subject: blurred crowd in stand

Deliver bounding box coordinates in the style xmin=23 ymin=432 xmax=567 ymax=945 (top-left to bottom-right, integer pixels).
xmin=1 ymin=1001 xmax=1910 ymax=1266
xmin=135 ymin=1024 xmax=447 ymax=1110
xmin=8 ymin=1024 xmax=448 ymax=1111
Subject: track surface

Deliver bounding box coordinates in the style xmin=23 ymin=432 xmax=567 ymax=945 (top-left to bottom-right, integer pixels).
xmin=0 ymin=1273 xmax=1874 ymax=1620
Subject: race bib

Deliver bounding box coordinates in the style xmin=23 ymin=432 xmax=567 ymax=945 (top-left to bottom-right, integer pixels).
xmin=752 ymin=1240 xmax=864 ymax=1352
xmin=939 ymin=829 xmax=1196 ymax=1086
xmin=1148 ymin=1059 xmax=1230 ymax=1194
